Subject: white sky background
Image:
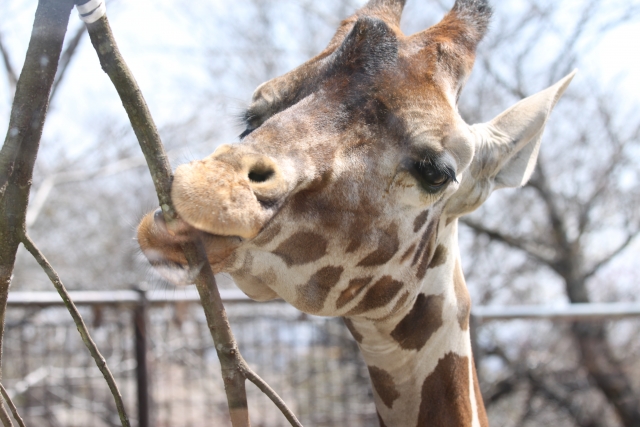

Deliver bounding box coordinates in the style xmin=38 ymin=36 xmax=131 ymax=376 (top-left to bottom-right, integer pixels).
xmin=0 ymin=0 xmax=638 ymax=301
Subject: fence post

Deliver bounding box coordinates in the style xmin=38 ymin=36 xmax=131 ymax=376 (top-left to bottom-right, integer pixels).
xmin=134 ymin=286 xmax=151 ymax=427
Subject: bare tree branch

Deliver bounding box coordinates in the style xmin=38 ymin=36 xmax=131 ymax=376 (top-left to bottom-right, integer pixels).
xmin=527 ymin=161 xmax=573 ymax=255
xmin=50 ymin=23 xmax=86 ymax=102
xmin=240 ymin=359 xmax=303 ymax=427
xmin=547 ymin=0 xmax=597 ymax=84
xmin=480 ymin=56 xmax=527 ymax=99
xmin=483 ymin=375 xmax=519 ymax=407
xmin=582 ymin=230 xmax=640 ymax=280
xmin=460 ymin=218 xmax=556 ymax=267
xmin=26 ymin=142 xmax=210 ymax=228
xmin=81 ymin=13 xmax=302 ymax=427
xmin=0 ymin=383 xmax=25 ymax=427
xmin=527 ymin=371 xmax=602 ymax=427
xmin=20 ymin=233 xmax=131 ymax=427
xmin=577 ymin=98 xmax=630 ymax=236
xmin=0 ymin=32 xmax=17 ymax=94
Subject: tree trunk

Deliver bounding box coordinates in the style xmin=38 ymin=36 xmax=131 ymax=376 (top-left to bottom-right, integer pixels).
xmin=565 ymin=276 xmax=640 ymax=426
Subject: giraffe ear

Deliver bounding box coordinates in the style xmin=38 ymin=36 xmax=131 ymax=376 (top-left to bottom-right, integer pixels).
xmin=471 ymin=70 xmax=576 ymax=189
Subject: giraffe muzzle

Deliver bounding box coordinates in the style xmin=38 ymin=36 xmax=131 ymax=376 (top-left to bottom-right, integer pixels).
xmin=171 ymin=145 xmax=288 ymax=240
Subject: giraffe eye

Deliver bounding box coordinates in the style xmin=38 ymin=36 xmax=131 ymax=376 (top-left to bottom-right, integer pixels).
xmin=412 ymin=161 xmax=454 ymax=192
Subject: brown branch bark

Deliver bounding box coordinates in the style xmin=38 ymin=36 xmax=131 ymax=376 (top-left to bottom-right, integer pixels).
xmin=20 ymin=233 xmax=131 ymax=427
xmin=0 ymin=0 xmax=74 ymax=424
xmin=240 ymin=359 xmax=303 ymax=427
xmin=0 ymin=382 xmax=25 ymax=427
xmin=81 ymin=13 xmax=302 ymax=427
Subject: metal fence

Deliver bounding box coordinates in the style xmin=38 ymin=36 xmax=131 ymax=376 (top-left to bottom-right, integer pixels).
xmin=3 ymin=289 xmax=640 ymax=427
xmin=4 ymin=289 xmax=376 ymax=427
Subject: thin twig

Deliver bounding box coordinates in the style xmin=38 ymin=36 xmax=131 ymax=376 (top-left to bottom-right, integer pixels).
xmin=26 ymin=142 xmax=212 ymax=228
xmin=0 ymin=32 xmax=17 ymax=93
xmin=582 ymin=230 xmax=640 ymax=280
xmin=50 ymin=23 xmax=87 ymax=102
xmin=20 ymin=233 xmax=131 ymax=427
xmin=0 ymin=383 xmax=24 ymax=427
xmin=460 ymin=218 xmax=555 ymax=267
xmin=240 ymin=359 xmax=303 ymax=427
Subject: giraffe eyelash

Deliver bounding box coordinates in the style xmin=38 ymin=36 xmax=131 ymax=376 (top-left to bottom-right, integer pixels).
xmin=416 ymin=158 xmax=458 ymax=183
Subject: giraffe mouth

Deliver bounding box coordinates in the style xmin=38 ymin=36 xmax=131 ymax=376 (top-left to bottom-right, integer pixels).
xmin=137 ymin=208 xmax=243 ymax=275
xmin=152 ymin=207 xmax=244 ymax=245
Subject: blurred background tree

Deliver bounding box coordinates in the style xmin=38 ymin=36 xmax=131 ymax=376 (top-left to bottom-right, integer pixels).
xmin=1 ymin=0 xmax=638 ymax=425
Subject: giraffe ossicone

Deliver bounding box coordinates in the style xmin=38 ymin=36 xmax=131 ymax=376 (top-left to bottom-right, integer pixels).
xmin=137 ymin=0 xmax=575 ymax=425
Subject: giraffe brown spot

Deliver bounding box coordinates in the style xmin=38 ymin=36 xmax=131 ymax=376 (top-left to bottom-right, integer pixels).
xmin=472 ymin=357 xmax=489 ymax=427
xmin=368 ymin=366 xmax=400 ymax=409
xmin=273 ymin=231 xmax=328 ymax=267
xmin=346 ymin=215 xmax=372 ymax=253
xmin=252 ymin=223 xmax=282 ymax=247
xmin=343 ymin=317 xmax=364 ymax=344
xmin=336 ymin=277 xmax=373 ymax=309
xmin=413 ymin=209 xmax=430 ymax=232
xmin=417 ymin=352 xmax=472 ymax=427
xmin=453 ymin=259 xmax=471 ymax=330
xmin=428 ymin=244 xmax=448 ymax=269
xmin=348 ymin=276 xmax=403 ymax=316
xmin=377 ymin=291 xmax=410 ymax=322
xmin=289 ymin=171 xmax=333 ymax=218
xmin=399 ymin=243 xmax=416 ymax=264
xmin=357 ymin=223 xmax=400 ymax=267
xmin=296 ymin=266 xmax=344 ymax=313
xmin=390 ymin=291 xmax=410 ymax=315
xmin=416 ymin=225 xmax=439 ymax=280
xmin=390 ymin=293 xmax=444 ymax=351
xmin=412 ymin=220 xmax=437 ymax=266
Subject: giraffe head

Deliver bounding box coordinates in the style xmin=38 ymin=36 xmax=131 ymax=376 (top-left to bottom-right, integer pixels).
xmin=138 ymin=0 xmax=574 ymax=318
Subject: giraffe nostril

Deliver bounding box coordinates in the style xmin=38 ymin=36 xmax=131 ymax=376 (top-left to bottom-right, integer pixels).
xmin=242 ymin=157 xmax=286 ymax=207
xmin=248 ymin=167 xmax=275 ymax=183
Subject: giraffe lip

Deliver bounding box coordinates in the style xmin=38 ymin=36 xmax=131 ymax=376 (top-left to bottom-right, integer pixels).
xmin=200 ymin=230 xmax=245 ymax=243
xmin=153 ymin=208 xmax=244 ymax=242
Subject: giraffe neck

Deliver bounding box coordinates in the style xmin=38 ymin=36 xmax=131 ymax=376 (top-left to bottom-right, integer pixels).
xmin=344 ymin=222 xmax=489 ymax=427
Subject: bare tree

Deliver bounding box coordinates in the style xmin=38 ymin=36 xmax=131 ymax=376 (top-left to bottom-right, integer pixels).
xmin=457 ymin=1 xmax=640 ymax=425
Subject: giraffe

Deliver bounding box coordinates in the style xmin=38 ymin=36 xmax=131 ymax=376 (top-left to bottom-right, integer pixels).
xmin=137 ymin=0 xmax=575 ymax=425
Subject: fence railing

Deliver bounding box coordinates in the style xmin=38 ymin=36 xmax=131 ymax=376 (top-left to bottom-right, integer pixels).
xmin=4 ymin=289 xmax=639 ymax=427
xmin=472 ymin=301 xmax=640 ymax=322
